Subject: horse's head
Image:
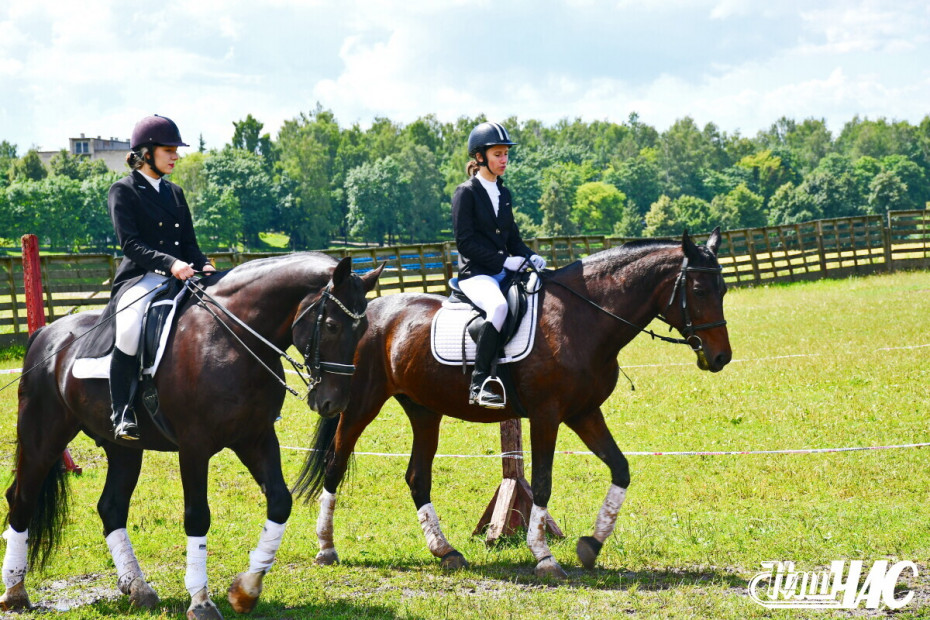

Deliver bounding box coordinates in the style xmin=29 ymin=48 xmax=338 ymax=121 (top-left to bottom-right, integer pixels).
xmin=292 ymin=256 xmax=384 ymax=416
xmin=660 ymin=228 xmax=732 ymax=372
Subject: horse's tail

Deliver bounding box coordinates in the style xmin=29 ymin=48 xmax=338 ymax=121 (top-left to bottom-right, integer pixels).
xmin=3 ymin=325 xmax=72 ymax=571
xmin=291 ymin=414 xmax=352 ymax=502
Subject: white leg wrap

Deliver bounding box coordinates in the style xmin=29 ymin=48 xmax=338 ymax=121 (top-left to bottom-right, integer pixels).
xmin=417 ymin=503 xmax=455 ymax=558
xmin=105 ymin=528 xmax=144 ymax=594
xmin=248 ymin=520 xmax=286 ymax=575
xmin=184 ymin=536 xmax=208 ymax=598
xmin=316 ymin=490 xmax=337 ymax=552
xmin=526 ymin=504 xmax=552 ymax=562
xmin=593 ymin=485 xmax=627 ymax=543
xmin=2 ymin=527 xmax=28 ymax=589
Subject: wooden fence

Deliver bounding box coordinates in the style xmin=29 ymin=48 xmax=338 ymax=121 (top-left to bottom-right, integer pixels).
xmin=1 ymin=209 xmax=928 ymax=347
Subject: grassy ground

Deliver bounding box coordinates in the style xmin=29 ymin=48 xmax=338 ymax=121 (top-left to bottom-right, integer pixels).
xmin=0 ymin=271 xmax=928 ymax=618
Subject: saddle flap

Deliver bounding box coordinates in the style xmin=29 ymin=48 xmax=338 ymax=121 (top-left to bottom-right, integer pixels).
xmin=141 ymin=279 xmax=188 ymax=376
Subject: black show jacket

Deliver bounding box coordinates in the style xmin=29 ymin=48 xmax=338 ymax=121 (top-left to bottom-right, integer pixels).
xmin=452 ymin=176 xmax=532 ymax=279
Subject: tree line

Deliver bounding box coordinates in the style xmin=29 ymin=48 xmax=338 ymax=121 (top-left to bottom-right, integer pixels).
xmin=1 ymin=107 xmax=929 ymax=253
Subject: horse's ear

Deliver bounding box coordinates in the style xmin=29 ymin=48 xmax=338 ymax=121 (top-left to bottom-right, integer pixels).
xmin=682 ymin=229 xmax=699 ymax=261
xmin=332 ymin=256 xmax=353 ymax=288
xmin=361 ymin=262 xmax=386 ymax=293
xmin=706 ymin=226 xmax=722 ymax=255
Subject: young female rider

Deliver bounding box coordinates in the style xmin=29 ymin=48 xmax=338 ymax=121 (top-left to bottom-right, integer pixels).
xmin=107 ymin=115 xmax=215 ymax=440
xmin=452 ymin=121 xmax=546 ymax=408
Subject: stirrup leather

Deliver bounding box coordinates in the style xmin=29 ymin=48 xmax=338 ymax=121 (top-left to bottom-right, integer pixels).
xmin=469 ymin=375 xmax=506 ymax=409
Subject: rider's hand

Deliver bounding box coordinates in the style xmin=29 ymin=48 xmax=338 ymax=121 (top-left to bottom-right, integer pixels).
xmin=170 ymin=260 xmax=196 ymax=281
xmin=201 ymin=263 xmax=217 ymax=274
xmin=529 ymin=254 xmax=546 ymax=270
xmin=503 ymin=256 xmax=526 ymax=271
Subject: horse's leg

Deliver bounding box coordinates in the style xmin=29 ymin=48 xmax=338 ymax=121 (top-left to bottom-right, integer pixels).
xmin=398 ymin=396 xmax=468 ymax=570
xmin=226 ymin=431 xmax=292 ymax=614
xmin=178 ymin=450 xmax=222 ymax=620
xmin=1 ymin=396 xmax=80 ymax=610
xmin=98 ymin=444 xmax=159 ymax=608
xmin=526 ymin=413 xmax=568 ymax=579
xmin=563 ymin=407 xmax=630 ymax=570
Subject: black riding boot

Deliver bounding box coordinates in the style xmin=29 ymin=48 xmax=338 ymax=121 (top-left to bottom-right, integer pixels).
xmin=469 ymin=323 xmax=505 ymax=409
xmin=109 ymin=348 xmax=140 ymax=441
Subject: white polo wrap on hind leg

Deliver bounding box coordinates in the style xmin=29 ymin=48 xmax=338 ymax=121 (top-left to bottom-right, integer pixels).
xmin=105 ymin=528 xmax=144 ymax=593
xmin=417 ymin=503 xmax=454 ymax=558
xmin=593 ymin=485 xmax=627 ymax=543
xmin=184 ymin=536 xmax=208 ymax=597
xmin=316 ymin=490 xmax=337 ymax=552
xmin=2 ymin=527 xmax=28 ymax=589
xmin=248 ymin=519 xmax=286 ymax=575
xmin=526 ymin=504 xmax=553 ymax=561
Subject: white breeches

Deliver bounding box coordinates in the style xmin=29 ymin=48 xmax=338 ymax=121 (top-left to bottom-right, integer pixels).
xmin=115 ymin=273 xmax=168 ymax=355
xmin=458 ymin=273 xmax=508 ymax=332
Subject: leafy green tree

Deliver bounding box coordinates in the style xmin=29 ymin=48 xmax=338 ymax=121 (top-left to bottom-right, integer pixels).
xmin=867 ymin=170 xmax=908 ymax=215
xmin=767 ymin=181 xmax=821 ymax=225
xmin=345 ymin=156 xmax=406 ymax=245
xmin=673 ymin=195 xmax=713 ymax=233
xmin=10 ymin=150 xmax=47 ymax=182
xmin=570 ymin=182 xmax=626 ymax=234
xmin=881 ymin=155 xmax=928 ymax=210
xmin=77 ymin=172 xmax=120 ymax=250
xmin=48 ymin=150 xmax=110 ymax=180
xmin=202 ymin=148 xmax=277 ymax=248
xmin=643 ymin=195 xmax=678 ymax=236
xmin=193 ymin=185 xmax=242 ymax=251
xmin=603 ymin=148 xmax=662 ymax=217
xmin=399 ymin=144 xmax=445 ymax=242
xmin=231 ymin=114 xmax=275 ymax=170
xmin=735 ymin=149 xmax=794 ymax=204
xmin=709 ymin=184 xmax=765 ymax=230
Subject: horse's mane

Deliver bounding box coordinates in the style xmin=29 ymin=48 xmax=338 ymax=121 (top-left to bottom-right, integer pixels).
xmin=580 ymin=238 xmax=680 ymax=277
xmin=206 ymin=251 xmax=335 ymax=295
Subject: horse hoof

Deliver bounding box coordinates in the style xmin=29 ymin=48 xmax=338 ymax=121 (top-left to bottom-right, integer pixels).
xmin=534 ymin=556 xmax=568 ymax=580
xmin=187 ymin=588 xmax=224 ymax=620
xmin=440 ymin=551 xmax=469 ymax=570
xmin=576 ymin=536 xmax=603 ymax=570
xmin=227 ymin=571 xmax=263 ymax=614
xmin=315 ymin=548 xmax=339 ymax=566
xmin=128 ymin=577 xmax=160 ymax=609
xmin=0 ymin=581 xmax=30 ymax=610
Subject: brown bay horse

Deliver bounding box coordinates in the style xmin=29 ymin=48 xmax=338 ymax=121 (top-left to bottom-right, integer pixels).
xmin=0 ymin=253 xmax=382 ymax=618
xmin=295 ymin=230 xmax=731 ymax=578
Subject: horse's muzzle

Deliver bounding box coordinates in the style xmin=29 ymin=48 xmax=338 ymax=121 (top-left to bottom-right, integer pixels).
xmin=696 ymin=348 xmax=732 ymax=372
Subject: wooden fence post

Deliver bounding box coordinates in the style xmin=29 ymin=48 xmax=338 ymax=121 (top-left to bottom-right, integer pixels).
xmin=473 ymin=418 xmax=563 ymax=544
xmin=20 ymin=234 xmax=82 ymax=475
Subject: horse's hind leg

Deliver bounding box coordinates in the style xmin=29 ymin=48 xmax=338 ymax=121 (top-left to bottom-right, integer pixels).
xmin=227 ymin=430 xmax=292 ymax=614
xmin=563 ymin=407 xmax=630 ymax=570
xmin=97 ymin=444 xmax=159 ymax=608
xmin=397 ymin=396 xmax=468 ymax=570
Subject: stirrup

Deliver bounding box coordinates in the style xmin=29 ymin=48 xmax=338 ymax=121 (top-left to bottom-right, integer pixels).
xmin=469 ymin=376 xmax=506 ymax=409
xmin=113 ymin=407 xmax=140 ymax=441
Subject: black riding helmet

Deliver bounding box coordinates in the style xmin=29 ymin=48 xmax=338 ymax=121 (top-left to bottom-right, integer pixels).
xmin=130 ymin=115 xmax=188 ymax=177
xmin=467 ymin=122 xmax=517 ymax=165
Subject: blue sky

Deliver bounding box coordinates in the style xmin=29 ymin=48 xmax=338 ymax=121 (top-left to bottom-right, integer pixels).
xmin=1 ymin=0 xmax=928 ymax=153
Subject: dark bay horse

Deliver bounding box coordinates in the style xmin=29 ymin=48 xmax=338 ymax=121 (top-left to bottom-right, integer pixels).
xmin=295 ymin=230 xmax=731 ymax=578
xmin=0 ymin=253 xmax=382 ymax=618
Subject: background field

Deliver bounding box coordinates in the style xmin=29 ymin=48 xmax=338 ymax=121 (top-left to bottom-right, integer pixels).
xmin=0 ymin=270 xmax=928 ymax=619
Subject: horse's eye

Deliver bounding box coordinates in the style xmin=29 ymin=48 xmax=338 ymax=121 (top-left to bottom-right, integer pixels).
xmin=693 ymin=285 xmax=707 ymax=298
xmin=325 ymin=318 xmax=340 ymax=333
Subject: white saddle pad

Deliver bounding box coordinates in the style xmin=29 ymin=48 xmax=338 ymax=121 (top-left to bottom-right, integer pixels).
xmin=430 ymin=275 xmax=540 ymax=366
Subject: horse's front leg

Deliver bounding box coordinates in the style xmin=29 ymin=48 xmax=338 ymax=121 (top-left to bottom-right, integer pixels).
xmin=399 ymin=396 xmax=468 ymax=570
xmin=98 ymin=443 xmax=159 ymax=608
xmin=227 ymin=431 xmax=292 ymax=614
xmin=179 ymin=450 xmax=222 ymax=620
xmin=527 ymin=414 xmax=567 ymax=579
xmin=563 ymin=407 xmax=630 ymax=570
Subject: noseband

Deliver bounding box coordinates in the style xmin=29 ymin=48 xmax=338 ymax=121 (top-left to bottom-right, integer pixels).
xmin=660 ymin=256 xmax=728 ymax=352
xmin=292 ymin=285 xmax=367 ymax=391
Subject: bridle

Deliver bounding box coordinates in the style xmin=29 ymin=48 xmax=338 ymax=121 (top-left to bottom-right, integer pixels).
xmin=291 ymin=285 xmax=367 ymax=392
xmin=542 ymin=253 xmax=727 ymax=354
xmin=186 ymin=277 xmax=365 ymax=399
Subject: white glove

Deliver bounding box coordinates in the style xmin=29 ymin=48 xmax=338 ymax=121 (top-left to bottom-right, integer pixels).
xmin=529 ymin=254 xmax=546 ymax=270
xmin=503 ymin=256 xmax=527 ymax=271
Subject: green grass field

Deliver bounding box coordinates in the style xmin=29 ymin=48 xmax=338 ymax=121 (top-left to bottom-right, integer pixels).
xmin=0 ymin=270 xmax=928 ymax=619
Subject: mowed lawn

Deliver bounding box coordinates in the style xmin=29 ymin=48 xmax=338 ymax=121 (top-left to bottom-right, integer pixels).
xmin=0 ymin=269 xmax=928 ymax=619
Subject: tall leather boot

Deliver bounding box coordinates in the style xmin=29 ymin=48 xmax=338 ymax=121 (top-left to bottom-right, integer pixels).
xmin=469 ymin=323 xmax=505 ymax=409
xmin=109 ymin=348 xmax=140 ymax=441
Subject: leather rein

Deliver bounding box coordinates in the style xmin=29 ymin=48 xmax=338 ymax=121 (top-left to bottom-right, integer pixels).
xmin=186 ymin=277 xmax=365 ymax=399
xmin=541 ymin=255 xmax=727 ymax=353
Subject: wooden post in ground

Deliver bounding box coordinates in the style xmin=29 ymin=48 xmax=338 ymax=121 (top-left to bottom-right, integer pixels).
xmin=473 ymin=418 xmax=562 ymax=544
xmin=21 ymin=234 xmax=82 ymax=475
